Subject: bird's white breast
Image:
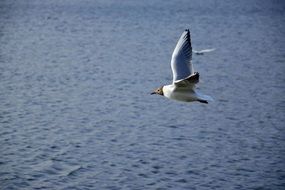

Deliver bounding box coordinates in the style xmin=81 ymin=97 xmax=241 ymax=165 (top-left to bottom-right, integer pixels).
xmin=162 ymin=85 xmax=175 ymax=99
xmin=163 ymin=85 xmax=198 ymax=102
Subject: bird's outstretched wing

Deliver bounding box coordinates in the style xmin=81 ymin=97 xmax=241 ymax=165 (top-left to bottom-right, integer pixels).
xmin=171 ymin=29 xmax=193 ymax=83
xmin=174 ymin=72 xmax=199 ymax=89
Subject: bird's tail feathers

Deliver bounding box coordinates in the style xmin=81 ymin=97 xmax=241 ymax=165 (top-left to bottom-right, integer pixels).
xmin=196 ymin=92 xmax=214 ymax=104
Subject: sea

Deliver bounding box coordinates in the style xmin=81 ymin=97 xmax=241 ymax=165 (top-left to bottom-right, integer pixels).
xmin=0 ymin=0 xmax=284 ymax=189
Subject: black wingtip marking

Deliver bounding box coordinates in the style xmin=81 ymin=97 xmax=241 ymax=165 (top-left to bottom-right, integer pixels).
xmin=186 ymin=72 xmax=199 ymax=83
xmin=185 ymin=29 xmax=192 ymax=49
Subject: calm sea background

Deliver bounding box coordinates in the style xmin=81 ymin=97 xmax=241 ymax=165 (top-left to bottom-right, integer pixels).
xmin=0 ymin=0 xmax=284 ymax=189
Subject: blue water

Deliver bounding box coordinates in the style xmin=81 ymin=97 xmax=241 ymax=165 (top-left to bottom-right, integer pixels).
xmin=0 ymin=0 xmax=285 ymax=189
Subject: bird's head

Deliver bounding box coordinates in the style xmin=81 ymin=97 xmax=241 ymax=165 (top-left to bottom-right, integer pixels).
xmin=151 ymin=86 xmax=164 ymax=96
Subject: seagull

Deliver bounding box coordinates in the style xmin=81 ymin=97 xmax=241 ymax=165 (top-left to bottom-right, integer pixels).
xmin=151 ymin=29 xmax=213 ymax=104
xmin=193 ymin=48 xmax=216 ymax=55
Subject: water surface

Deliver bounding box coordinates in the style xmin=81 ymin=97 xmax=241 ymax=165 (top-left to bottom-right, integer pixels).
xmin=0 ymin=0 xmax=285 ymax=189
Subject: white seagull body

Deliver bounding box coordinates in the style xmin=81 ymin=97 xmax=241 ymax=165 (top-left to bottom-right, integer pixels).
xmin=151 ymin=29 xmax=213 ymax=104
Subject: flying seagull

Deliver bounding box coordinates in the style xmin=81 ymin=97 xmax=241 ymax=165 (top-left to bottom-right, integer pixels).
xmin=193 ymin=48 xmax=215 ymax=55
xmin=151 ymin=29 xmax=213 ymax=104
